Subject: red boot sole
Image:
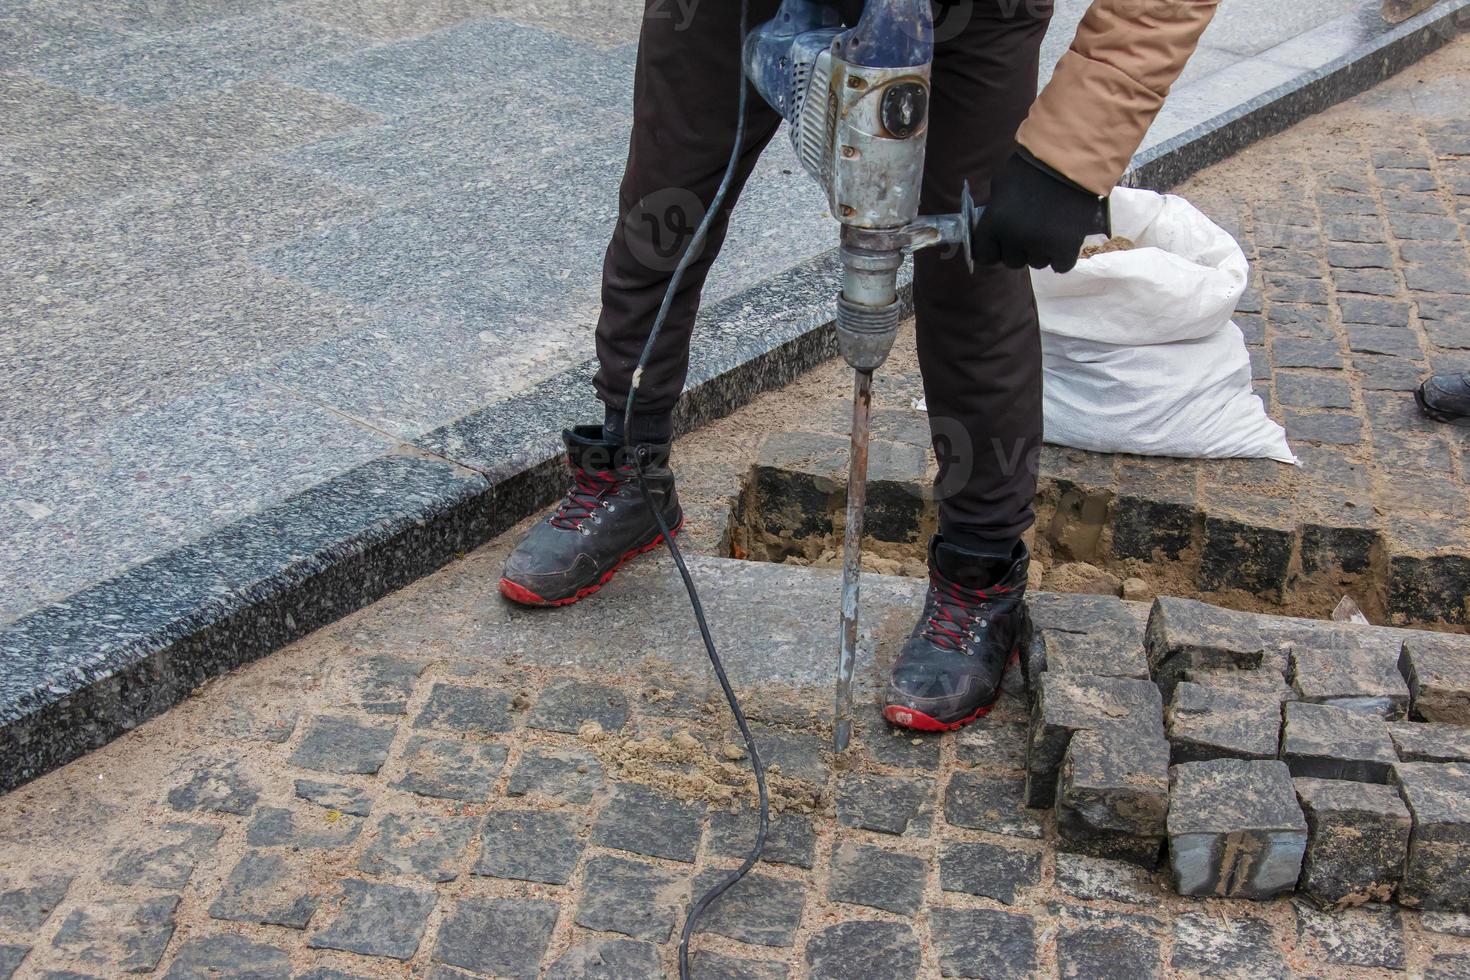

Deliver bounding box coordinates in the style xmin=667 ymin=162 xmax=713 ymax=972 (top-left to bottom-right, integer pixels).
xmin=498 ymin=518 xmax=685 ymax=608
xmin=882 ymin=648 xmax=1020 ymax=733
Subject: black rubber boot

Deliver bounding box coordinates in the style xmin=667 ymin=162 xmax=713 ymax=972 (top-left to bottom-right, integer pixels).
xmin=1416 ymin=371 xmax=1470 ymax=426
xmin=883 ymin=536 xmax=1030 ymax=731
xmin=499 ymin=425 xmax=682 ymax=607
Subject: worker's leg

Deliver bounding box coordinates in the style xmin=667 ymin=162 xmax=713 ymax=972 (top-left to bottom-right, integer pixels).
xmin=884 ymin=0 xmax=1053 ymax=730
xmin=592 ymin=0 xmax=785 ymax=443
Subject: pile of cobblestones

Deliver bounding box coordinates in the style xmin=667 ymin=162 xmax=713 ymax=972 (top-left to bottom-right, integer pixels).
xmin=1025 ymin=592 xmax=1470 ymax=912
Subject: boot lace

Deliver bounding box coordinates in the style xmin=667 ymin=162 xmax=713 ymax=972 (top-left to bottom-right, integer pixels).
xmin=921 ymin=576 xmax=1010 ymax=653
xmin=548 ymin=466 xmax=619 ymax=530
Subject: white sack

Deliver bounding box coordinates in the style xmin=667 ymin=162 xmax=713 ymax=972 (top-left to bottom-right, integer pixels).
xmin=1031 ymin=186 xmax=1297 ymax=464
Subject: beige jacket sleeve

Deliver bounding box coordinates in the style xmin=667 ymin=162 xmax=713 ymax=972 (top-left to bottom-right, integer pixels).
xmin=1016 ymin=0 xmax=1220 ymax=197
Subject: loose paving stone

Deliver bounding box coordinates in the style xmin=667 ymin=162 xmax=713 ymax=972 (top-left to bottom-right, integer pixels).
xmin=0 ymin=873 xmax=71 ymax=932
xmin=805 ymin=921 xmax=919 ymax=980
xmin=861 ymin=718 xmax=941 ymax=769
xmin=1293 ymin=899 xmax=1406 ymax=970
xmin=575 ymin=856 xmax=684 ymax=943
xmin=835 ymin=774 xmax=933 ymax=836
xmin=307 ymin=879 xmax=435 ymax=961
xmin=413 ymin=682 xmax=512 ymax=733
xmin=1146 ymin=596 xmax=1266 ymax=675
xmin=1400 ymin=635 xmax=1470 ymax=723
xmin=939 ymin=839 xmax=1042 ymax=905
xmin=955 ymin=719 xmax=1028 ymax=768
xmin=391 ymin=735 xmax=506 ymax=801
xmin=944 ymin=770 xmax=1043 ymax=839
xmin=432 ymin=897 xmax=558 ymax=979
xmin=1389 ymin=721 xmax=1470 ymax=763
xmin=828 ymin=842 xmax=927 ymax=915
xmin=1171 ymin=910 xmax=1290 ymax=979
xmin=707 ymin=810 xmax=816 ymax=869
xmin=165 ymin=762 xmax=259 ymax=815
xmin=1031 ymin=628 xmax=1150 ymax=681
xmin=246 ymin=803 xmax=363 ymax=849
xmin=1422 ymin=911 xmax=1470 ymax=938
xmin=350 ymin=654 xmax=423 ymax=714
xmin=104 ymin=823 xmax=223 ymax=889
xmin=0 ymin=946 xmax=26 ymax=979
xmin=1167 ymin=759 xmax=1307 ymax=899
xmin=688 ymin=951 xmax=789 ymax=979
xmin=505 ymin=746 xmax=605 ymax=803
xmin=51 ymin=896 xmax=179 ymax=974
xmin=545 ymin=939 xmax=663 ymax=980
xmin=294 ymin=778 xmax=374 ymax=816
xmin=929 ymin=907 xmax=1035 ymax=980
xmin=1057 ymin=922 xmax=1162 ymax=980
xmin=1289 ymin=641 xmax=1410 ymax=718
xmin=1166 ymin=681 xmax=1282 ymax=763
xmin=592 ymin=783 xmax=705 ymax=862
xmin=291 ymin=715 xmax=396 ymax=774
xmin=475 ymin=810 xmax=584 ymax=885
xmin=691 ymin=869 xmax=805 ymax=947
xmin=163 ymin=934 xmax=291 ymax=979
xmin=1056 ymin=727 xmax=1169 ymax=865
xmin=358 ymin=811 xmax=479 ymax=882
xmin=1393 ymin=762 xmax=1470 ymax=911
xmin=208 ymin=850 xmax=319 ymax=928
xmin=1054 ymin=852 xmax=1160 ymax=904
xmin=1025 ymin=673 xmax=1164 ymax=807
xmin=1281 ymin=701 xmax=1397 ymax=782
xmin=528 ymin=679 xmax=629 ymax=733
xmin=746 ymin=724 xmax=828 ymax=785
xmin=1294 ymin=777 xmax=1411 ymax=908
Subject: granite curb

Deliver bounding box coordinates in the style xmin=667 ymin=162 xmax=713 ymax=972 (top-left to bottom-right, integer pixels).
xmin=3 ymin=3 xmax=1468 ymax=793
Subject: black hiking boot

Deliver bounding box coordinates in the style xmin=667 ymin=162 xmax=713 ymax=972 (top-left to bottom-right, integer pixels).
xmin=499 ymin=425 xmax=682 ymax=607
xmin=883 ymin=536 xmax=1030 ymax=732
xmin=1416 ymin=371 xmax=1470 ymax=426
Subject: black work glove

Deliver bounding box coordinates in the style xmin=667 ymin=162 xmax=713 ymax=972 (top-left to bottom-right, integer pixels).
xmin=974 ymin=149 xmax=1111 ymax=274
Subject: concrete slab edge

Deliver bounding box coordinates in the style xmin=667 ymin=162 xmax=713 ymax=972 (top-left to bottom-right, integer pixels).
xmin=2 ymin=8 xmax=1465 ymax=792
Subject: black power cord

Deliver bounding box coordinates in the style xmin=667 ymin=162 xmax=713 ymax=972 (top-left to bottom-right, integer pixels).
xmin=620 ymin=1 xmax=767 ymax=977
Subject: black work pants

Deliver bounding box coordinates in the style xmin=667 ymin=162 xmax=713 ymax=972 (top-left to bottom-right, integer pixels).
xmin=593 ymin=0 xmax=1053 ymax=545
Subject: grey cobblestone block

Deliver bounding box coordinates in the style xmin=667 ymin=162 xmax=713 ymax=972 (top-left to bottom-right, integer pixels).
xmin=1340 ymin=296 xmax=1413 ymax=326
xmin=1032 ymin=628 xmax=1149 ymax=681
xmin=1422 ymin=911 xmax=1470 ymax=938
xmin=1274 ymin=371 xmax=1353 ymax=409
xmin=1394 ymin=762 xmax=1470 ymax=911
xmin=1166 ymin=681 xmax=1282 ymax=763
xmin=358 ymin=811 xmax=478 ymax=882
xmin=691 ymin=869 xmax=804 ymax=947
xmin=1171 ymin=910 xmax=1290 ymax=979
xmin=349 ymin=654 xmax=423 ymax=714
xmin=745 ymin=724 xmax=828 ymax=785
xmin=307 ymin=879 xmax=434 ymax=961
xmin=835 ymin=774 xmax=933 ymax=836
xmin=413 ymin=683 xmax=511 ymax=734
xmin=291 ymin=715 xmax=396 ymax=774
xmin=1346 ymin=324 xmax=1423 ymax=359
xmin=163 ymin=934 xmax=291 ymax=979
xmin=1294 ymin=777 xmax=1411 ymax=908
xmin=1334 ymin=267 xmax=1400 ymax=295
xmin=944 ymin=770 xmax=1043 ymax=839
xmin=1295 ymin=899 xmax=1406 ymax=971
xmin=1054 ymin=852 xmax=1160 ymax=904
xmin=1355 ymin=353 xmax=1427 ymax=390
xmin=939 ymin=839 xmax=1042 ymax=905
xmin=930 ymin=908 xmax=1034 ymax=980
xmin=707 ymin=810 xmax=815 ymax=869
xmin=1025 ymin=672 xmax=1164 ymax=807
xmin=505 ymin=746 xmax=605 ymax=803
xmin=1289 ymin=642 xmax=1410 ymax=718
xmin=805 ymin=921 xmax=918 ymax=980
xmin=528 ymin=678 xmax=629 ymax=733
xmin=1281 ymin=701 xmax=1397 ymax=782
xmin=1146 ymin=596 xmax=1265 ymax=676
xmin=208 ymin=850 xmax=319 ymax=928
xmin=545 ymin=940 xmax=663 ymax=980
xmin=246 ymin=803 xmax=363 ymax=850
xmin=1284 ymin=409 xmax=1363 ymax=445
xmin=689 ymin=951 xmax=788 ymax=979
xmin=1267 ymin=302 xmax=1333 ymax=337
xmin=1326 ymin=214 xmax=1387 ymax=243
xmin=575 ymin=856 xmax=683 ymax=943
xmin=1265 ymin=276 xmax=1329 ymax=305
xmin=859 ymin=715 xmax=941 ymax=769
xmin=294 ymin=778 xmax=373 ymax=816
xmin=1400 ymin=635 xmax=1470 ymax=723
xmin=750 ymin=431 xmax=845 ymax=541
xmin=1057 ymin=923 xmax=1162 ymax=980
xmin=1390 ymin=211 xmax=1460 ymax=239
xmin=828 ymin=842 xmax=926 ymax=915
xmin=475 ymin=810 xmax=584 ymax=885
xmin=1112 ymin=461 xmax=1199 ymax=562
xmin=955 ymin=719 xmax=1028 ymax=768
xmin=1389 ymin=721 xmax=1470 ymax=763
xmin=104 ymin=823 xmax=222 ymax=889
xmin=1167 ymin=759 xmax=1306 ymax=899
xmin=0 ymin=945 xmax=25 ymax=979
xmin=166 ymin=762 xmax=259 ymax=815
xmin=592 ymin=783 xmax=704 ymax=862
xmin=1057 ymin=727 xmax=1169 ymax=851
xmin=51 ymin=896 xmax=179 ymax=974
xmin=0 ymin=873 xmax=70 ymax=932
xmin=1234 ymin=312 xmax=1265 ymax=344
xmin=391 ymin=735 xmax=505 ymax=802
xmin=1271 ymin=337 xmax=1345 ymax=369
xmin=1328 ymin=242 xmax=1393 ymax=268
xmin=1426 ymin=953 xmax=1470 ymax=979
xmin=433 ymin=897 xmax=558 ymax=980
